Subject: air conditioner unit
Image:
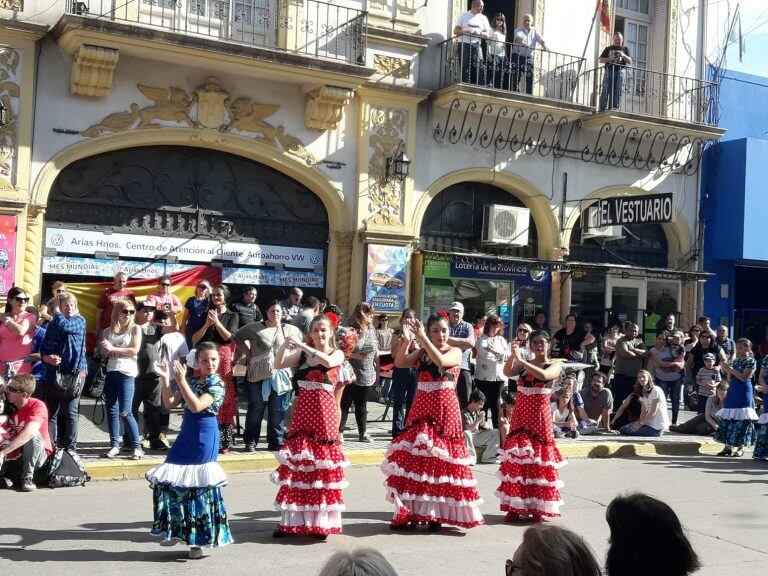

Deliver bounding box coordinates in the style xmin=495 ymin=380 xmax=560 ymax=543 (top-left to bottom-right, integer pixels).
xmin=482 ymin=205 xmax=530 ymax=246
xmin=582 ymin=206 xmax=624 ymax=241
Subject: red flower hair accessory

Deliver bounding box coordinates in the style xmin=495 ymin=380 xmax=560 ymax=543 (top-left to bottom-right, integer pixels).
xmin=437 ymin=309 xmax=449 ymax=319
xmin=325 ymin=312 xmax=340 ymax=330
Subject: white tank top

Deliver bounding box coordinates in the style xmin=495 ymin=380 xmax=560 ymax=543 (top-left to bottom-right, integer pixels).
xmin=105 ymin=328 xmax=138 ymax=377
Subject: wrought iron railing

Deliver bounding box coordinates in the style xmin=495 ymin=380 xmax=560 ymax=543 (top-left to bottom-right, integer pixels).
xmin=581 ymin=65 xmax=718 ymax=126
xmin=436 ymin=36 xmax=586 ymax=105
xmin=66 ymin=0 xmax=367 ymax=65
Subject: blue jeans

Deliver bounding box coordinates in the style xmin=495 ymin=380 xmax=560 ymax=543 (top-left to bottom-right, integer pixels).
xmin=244 ymin=380 xmax=288 ymax=448
xmin=105 ymin=371 xmax=140 ymax=450
xmin=512 ymin=55 xmax=533 ymax=94
xmin=657 ymin=375 xmax=683 ymax=424
xmin=44 ymin=383 xmax=81 ymax=450
xmin=599 ymin=67 xmax=625 ymax=110
xmin=619 ymin=423 xmax=663 ymax=437
xmin=459 ymin=42 xmax=485 ymax=85
xmin=391 ymin=367 xmax=417 ymax=437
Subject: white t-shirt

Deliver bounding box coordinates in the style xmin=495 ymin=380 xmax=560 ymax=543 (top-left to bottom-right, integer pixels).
xmin=455 ymin=11 xmax=491 ymax=44
xmin=640 ymin=385 xmax=669 ymax=431
xmin=488 ymin=29 xmax=507 ymax=57
xmin=156 ymin=332 xmax=190 ymax=383
xmin=512 ymin=26 xmax=544 ymax=57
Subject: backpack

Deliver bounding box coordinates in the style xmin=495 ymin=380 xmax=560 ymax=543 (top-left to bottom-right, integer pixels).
xmin=44 ymin=448 xmax=91 ymax=488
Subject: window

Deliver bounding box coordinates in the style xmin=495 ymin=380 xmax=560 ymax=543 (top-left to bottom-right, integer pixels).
xmin=616 ymin=0 xmax=649 ymax=14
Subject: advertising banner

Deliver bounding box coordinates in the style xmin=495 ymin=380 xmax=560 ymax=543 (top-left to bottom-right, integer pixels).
xmin=42 ymin=256 xmax=197 ymax=278
xmin=0 ymin=215 xmax=16 ymax=294
xmin=365 ymin=244 xmax=408 ymax=312
xmin=45 ymin=227 xmax=324 ymax=270
xmin=221 ymin=267 xmax=324 ymax=288
xmin=596 ymin=193 xmax=674 ymax=226
xmin=424 ymin=254 xmax=553 ymax=290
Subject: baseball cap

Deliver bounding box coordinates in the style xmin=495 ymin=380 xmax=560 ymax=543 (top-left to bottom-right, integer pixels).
xmin=449 ymin=302 xmax=464 ymax=312
xmin=138 ymin=300 xmax=155 ymax=310
xmin=703 ymin=353 xmax=716 ymax=361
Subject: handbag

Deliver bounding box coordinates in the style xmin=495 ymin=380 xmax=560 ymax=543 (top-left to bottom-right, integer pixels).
xmin=247 ymin=325 xmax=283 ymax=382
xmin=53 ymin=333 xmax=87 ymax=399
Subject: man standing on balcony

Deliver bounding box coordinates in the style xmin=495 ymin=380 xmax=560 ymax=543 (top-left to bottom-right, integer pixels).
xmin=599 ymin=32 xmax=633 ymax=110
xmin=454 ymin=0 xmax=491 ymax=86
xmin=511 ymin=14 xmax=548 ymax=95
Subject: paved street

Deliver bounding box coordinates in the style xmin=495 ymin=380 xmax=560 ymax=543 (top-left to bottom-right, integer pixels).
xmin=1 ymin=456 xmax=766 ymax=576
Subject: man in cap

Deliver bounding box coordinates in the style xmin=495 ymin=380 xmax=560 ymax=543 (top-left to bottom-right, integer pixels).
xmin=447 ymin=301 xmax=476 ymax=408
xmin=280 ymin=288 xmax=303 ymax=323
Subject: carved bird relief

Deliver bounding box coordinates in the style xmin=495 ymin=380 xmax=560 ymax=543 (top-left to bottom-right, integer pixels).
xmin=80 ymin=104 xmax=141 ymax=137
xmin=136 ymin=85 xmax=194 ymax=128
xmin=227 ymin=98 xmax=281 ymax=136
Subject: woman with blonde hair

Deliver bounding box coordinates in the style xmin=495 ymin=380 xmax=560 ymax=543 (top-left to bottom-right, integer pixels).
xmin=100 ymin=299 xmax=143 ymax=459
xmin=339 ymin=302 xmax=378 ymax=443
xmin=613 ymin=369 xmax=669 ymax=437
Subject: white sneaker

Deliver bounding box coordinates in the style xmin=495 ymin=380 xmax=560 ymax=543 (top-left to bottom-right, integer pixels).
xmin=130 ymin=449 xmax=144 ymax=460
xmin=188 ymin=547 xmax=203 ymax=559
xmin=103 ymin=447 xmax=120 ymax=459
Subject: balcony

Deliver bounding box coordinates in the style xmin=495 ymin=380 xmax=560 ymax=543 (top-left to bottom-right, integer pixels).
xmin=54 ymin=0 xmax=372 ymax=88
xmin=579 ymin=65 xmax=724 ymax=138
xmin=433 ymin=36 xmax=592 ymax=118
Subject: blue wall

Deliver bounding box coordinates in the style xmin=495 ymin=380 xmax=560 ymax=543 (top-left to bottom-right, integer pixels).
xmin=712 ymin=69 xmax=768 ymax=142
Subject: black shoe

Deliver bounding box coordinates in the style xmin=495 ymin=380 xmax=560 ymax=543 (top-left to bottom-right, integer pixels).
xmin=272 ymin=528 xmax=285 ymax=538
xmin=149 ymin=440 xmax=169 ymax=451
xmin=716 ymin=447 xmax=733 ymax=457
xmin=427 ymin=521 xmax=442 ymax=532
xmin=243 ymin=443 xmax=256 ymax=453
xmin=313 ymin=534 xmax=328 ymax=541
xmin=267 ymin=444 xmax=282 ymax=452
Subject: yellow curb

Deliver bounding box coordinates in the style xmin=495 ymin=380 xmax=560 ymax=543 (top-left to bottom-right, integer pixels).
xmin=85 ymin=440 xmax=726 ymax=481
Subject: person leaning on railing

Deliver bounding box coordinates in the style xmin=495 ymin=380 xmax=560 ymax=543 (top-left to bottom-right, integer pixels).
xmin=598 ymin=32 xmax=633 ymax=111
xmin=511 ymin=13 xmax=548 ymax=95
xmin=453 ymin=0 xmax=491 ymax=86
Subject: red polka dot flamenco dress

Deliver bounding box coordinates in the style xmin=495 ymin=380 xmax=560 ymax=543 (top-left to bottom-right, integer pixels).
xmin=381 ymin=351 xmax=484 ymax=529
xmin=495 ymin=368 xmax=565 ymax=519
xmin=271 ymin=360 xmax=349 ymax=536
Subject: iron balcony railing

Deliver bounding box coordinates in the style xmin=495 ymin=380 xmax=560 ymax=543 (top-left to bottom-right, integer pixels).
xmin=66 ymin=0 xmax=367 ymax=65
xmin=581 ymin=64 xmax=718 ymax=126
xmin=437 ymin=35 xmax=587 ymax=105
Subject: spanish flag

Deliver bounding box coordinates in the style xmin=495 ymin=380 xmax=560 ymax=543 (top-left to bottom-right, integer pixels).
xmin=598 ymin=0 xmax=611 ymax=34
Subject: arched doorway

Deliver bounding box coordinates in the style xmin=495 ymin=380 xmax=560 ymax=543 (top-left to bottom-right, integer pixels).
xmin=568 ymin=214 xmax=679 ymax=340
xmin=418 ymin=181 xmax=547 ymax=335
xmin=42 ymin=145 xmax=330 ymax=305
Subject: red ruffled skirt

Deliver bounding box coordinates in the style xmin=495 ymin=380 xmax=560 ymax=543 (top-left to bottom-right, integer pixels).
xmin=270 ymin=387 xmax=349 ymax=535
xmin=215 ymin=345 xmax=236 ymax=426
xmin=381 ymin=384 xmax=484 ymax=528
xmin=495 ymin=389 xmax=565 ymax=517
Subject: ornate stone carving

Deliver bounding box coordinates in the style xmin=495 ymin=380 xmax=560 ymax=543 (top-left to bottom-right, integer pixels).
xmin=23 ymin=205 xmax=45 ymax=301
xmin=366 ymin=107 xmax=407 ymax=226
xmin=71 ymin=45 xmax=119 ymax=98
xmin=333 ymin=231 xmax=355 ymax=312
xmin=0 ymin=47 xmax=20 ymax=191
xmin=0 ymin=0 xmax=23 ymax=10
xmin=80 ymin=77 xmax=316 ymax=164
xmin=373 ymin=54 xmax=411 ymax=79
xmin=305 ymin=86 xmax=353 ymax=130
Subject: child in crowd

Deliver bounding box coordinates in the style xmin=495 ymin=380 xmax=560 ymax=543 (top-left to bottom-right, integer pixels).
xmin=695 ymin=353 xmax=721 ymax=412
xmin=462 ymin=390 xmax=501 ymax=465
xmin=551 ymin=388 xmax=579 ymax=439
xmin=498 ymin=390 xmax=516 ymax=445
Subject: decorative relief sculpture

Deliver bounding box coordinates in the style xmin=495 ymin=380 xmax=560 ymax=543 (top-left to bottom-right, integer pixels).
xmin=70 ymin=45 xmax=119 ymax=98
xmin=305 ymin=86 xmax=353 ymax=130
xmin=80 ymin=76 xmax=316 ymax=164
xmin=0 ymin=0 xmax=23 ymax=10
xmin=0 ymin=47 xmax=20 ymax=191
xmin=366 ymin=107 xmax=407 ymax=226
xmin=373 ymin=55 xmax=411 ymax=79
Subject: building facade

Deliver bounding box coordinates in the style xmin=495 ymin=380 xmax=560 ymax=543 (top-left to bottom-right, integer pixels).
xmin=0 ymin=0 xmax=722 ymax=340
xmin=701 ymin=69 xmax=768 ymax=348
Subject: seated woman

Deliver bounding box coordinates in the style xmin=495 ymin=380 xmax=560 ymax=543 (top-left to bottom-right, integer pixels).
xmin=670 ymin=382 xmax=728 ymax=436
xmin=611 ymin=370 xmax=669 ymax=437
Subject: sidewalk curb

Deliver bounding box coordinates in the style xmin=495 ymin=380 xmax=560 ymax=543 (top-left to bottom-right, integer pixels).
xmin=85 ymin=439 xmax=727 ymax=481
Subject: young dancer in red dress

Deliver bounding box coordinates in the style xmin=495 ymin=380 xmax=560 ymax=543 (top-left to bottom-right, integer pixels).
xmin=497 ymin=329 xmax=565 ymax=522
xmin=270 ymin=315 xmax=348 ymax=540
xmin=381 ymin=314 xmax=484 ymax=531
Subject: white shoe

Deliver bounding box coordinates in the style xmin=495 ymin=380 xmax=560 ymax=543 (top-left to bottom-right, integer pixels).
xmin=103 ymin=447 xmax=120 ymax=459
xmin=189 ymin=547 xmax=203 ymax=559
xmin=130 ymin=449 xmax=144 ymax=460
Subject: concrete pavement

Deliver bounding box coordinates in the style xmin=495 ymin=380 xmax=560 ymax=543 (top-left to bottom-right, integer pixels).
xmin=1 ymin=456 xmax=766 ymax=576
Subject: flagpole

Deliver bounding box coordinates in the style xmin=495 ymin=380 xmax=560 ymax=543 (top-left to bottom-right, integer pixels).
xmin=581 ymin=1 xmax=602 ymax=65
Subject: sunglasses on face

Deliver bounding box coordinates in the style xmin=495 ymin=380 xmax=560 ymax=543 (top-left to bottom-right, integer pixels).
xmin=7 ymin=385 xmax=22 ymax=393
xmin=160 ymin=283 xmax=171 ymax=287
xmin=13 ymin=296 xmax=29 ymax=303
xmin=197 ymin=286 xmax=209 ymax=291
xmin=121 ymin=309 xmax=136 ymax=315
xmin=506 ymin=559 xmax=521 ymax=576
xmin=518 ymin=328 xmax=529 ymax=333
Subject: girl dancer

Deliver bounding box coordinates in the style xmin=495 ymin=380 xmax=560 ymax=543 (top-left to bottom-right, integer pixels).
xmin=497 ymin=330 xmax=565 ymax=522
xmin=271 ymin=315 xmax=347 ymax=539
xmin=146 ymin=343 xmax=233 ymax=559
xmin=754 ymin=354 xmax=768 ymax=461
xmin=715 ymin=338 xmax=758 ymax=457
xmin=381 ymin=314 xmax=483 ymax=531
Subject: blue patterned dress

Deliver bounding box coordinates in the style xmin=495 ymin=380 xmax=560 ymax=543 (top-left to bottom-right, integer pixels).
xmin=714 ymin=356 xmax=758 ymax=449
xmin=753 ymin=356 xmax=768 ymax=460
xmin=146 ymin=374 xmax=233 ymax=547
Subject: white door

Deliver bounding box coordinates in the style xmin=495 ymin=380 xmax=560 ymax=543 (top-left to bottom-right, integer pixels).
xmin=605 ymin=275 xmax=647 ymax=331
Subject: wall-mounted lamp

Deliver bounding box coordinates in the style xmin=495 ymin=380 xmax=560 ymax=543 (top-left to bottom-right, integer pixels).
xmin=385 ymin=140 xmax=410 ymax=183
xmin=0 ymin=102 xmax=7 ymax=127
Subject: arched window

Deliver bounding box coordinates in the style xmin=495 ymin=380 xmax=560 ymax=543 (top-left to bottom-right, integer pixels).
xmin=420 ymin=182 xmax=538 ymax=259
xmin=569 ymin=215 xmax=668 ymax=268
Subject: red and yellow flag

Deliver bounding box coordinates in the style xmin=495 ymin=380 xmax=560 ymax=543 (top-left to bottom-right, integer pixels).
xmin=598 ymin=0 xmax=612 ymax=34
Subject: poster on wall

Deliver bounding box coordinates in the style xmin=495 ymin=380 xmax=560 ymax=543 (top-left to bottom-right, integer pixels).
xmin=365 ymin=244 xmax=408 ymax=312
xmin=0 ymin=216 xmax=17 ymax=294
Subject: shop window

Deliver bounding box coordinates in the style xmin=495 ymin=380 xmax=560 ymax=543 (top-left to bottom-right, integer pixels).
xmin=420 ymin=182 xmax=538 ymax=259
xmin=570 ymin=270 xmax=607 ymax=331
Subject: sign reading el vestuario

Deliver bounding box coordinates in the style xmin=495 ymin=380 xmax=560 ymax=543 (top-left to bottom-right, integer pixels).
xmin=596 ymin=193 xmax=674 ymax=226
xmin=45 ymin=228 xmax=324 ymax=270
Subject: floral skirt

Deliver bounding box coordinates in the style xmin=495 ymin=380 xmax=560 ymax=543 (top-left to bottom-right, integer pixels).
xmin=753 ymin=415 xmax=768 ymax=459
xmin=150 ymin=483 xmax=233 ymax=547
xmin=714 ymin=418 xmax=756 ymax=448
